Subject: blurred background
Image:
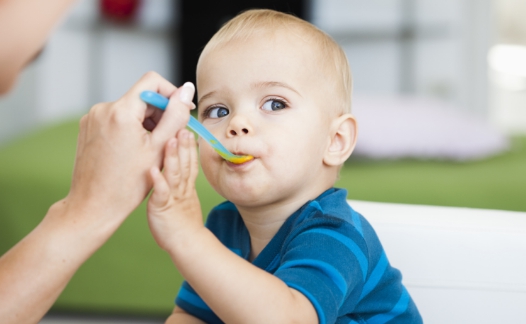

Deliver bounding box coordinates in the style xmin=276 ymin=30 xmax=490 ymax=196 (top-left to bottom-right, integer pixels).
xmin=1 ymin=0 xmax=525 ymax=322
xmin=2 ymin=0 xmax=526 ymax=142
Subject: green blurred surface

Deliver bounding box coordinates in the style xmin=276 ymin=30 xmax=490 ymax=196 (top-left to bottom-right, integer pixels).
xmin=339 ymin=137 xmax=526 ymax=212
xmin=0 ymin=120 xmax=224 ymax=316
xmin=1 ymin=120 xmax=526 ymax=316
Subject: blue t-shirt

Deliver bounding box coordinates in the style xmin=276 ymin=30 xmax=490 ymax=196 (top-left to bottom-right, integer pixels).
xmin=176 ymin=188 xmax=422 ymax=323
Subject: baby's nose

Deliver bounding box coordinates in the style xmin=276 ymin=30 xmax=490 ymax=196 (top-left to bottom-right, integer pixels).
xmin=229 ymin=128 xmax=249 ymax=136
xmin=226 ymin=115 xmax=253 ymax=137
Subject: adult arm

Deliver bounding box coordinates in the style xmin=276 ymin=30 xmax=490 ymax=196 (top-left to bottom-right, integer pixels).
xmin=0 ymin=73 xmax=195 ymax=324
xmin=0 ymin=0 xmax=76 ymax=94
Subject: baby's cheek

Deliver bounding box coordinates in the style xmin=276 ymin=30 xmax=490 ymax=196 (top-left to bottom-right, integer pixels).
xmin=199 ymin=157 xmax=221 ymax=191
xmin=199 ymin=150 xmax=213 ymax=171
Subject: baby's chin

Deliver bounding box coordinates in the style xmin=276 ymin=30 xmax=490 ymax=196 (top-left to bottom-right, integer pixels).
xmin=220 ymin=187 xmax=263 ymax=205
xmin=217 ymin=183 xmax=275 ymax=208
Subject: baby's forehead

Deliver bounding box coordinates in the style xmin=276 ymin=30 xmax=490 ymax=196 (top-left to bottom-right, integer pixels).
xmin=197 ymin=40 xmax=325 ymax=98
xmin=210 ymin=26 xmax=321 ymax=55
xmin=198 ymin=28 xmax=328 ymax=77
xmin=196 ymin=10 xmax=351 ymax=114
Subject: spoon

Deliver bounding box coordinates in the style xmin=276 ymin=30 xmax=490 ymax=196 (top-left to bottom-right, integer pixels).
xmin=140 ymin=90 xmax=254 ymax=164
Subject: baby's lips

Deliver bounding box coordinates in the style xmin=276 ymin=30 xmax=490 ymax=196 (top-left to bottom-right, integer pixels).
xmin=233 ymin=151 xmax=255 ymax=158
xmin=227 ymin=155 xmax=253 ymax=165
xmin=225 ymin=151 xmax=255 ymax=165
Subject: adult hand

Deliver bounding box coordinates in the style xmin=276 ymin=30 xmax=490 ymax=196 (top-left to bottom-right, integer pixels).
xmin=0 ymin=72 xmax=195 ymax=324
xmin=64 ymin=72 xmax=195 ymax=231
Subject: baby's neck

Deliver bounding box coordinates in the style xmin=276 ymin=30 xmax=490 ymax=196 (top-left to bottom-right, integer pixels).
xmin=239 ymin=201 xmax=299 ymax=261
xmin=236 ymin=186 xmax=331 ymax=261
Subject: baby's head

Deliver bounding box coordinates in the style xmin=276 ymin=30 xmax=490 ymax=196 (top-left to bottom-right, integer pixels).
xmin=199 ymin=9 xmax=352 ymax=115
xmin=195 ymin=9 xmax=357 ymax=208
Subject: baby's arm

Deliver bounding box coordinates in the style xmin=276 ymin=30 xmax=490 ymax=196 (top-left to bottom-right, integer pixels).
xmin=166 ymin=307 xmax=206 ymax=324
xmin=148 ymin=130 xmax=318 ymax=324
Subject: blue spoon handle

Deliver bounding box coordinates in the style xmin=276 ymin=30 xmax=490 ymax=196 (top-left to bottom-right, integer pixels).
xmin=139 ymin=90 xmax=235 ymax=159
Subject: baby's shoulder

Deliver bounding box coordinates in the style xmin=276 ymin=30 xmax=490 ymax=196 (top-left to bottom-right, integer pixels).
xmin=291 ymin=199 xmax=366 ymax=237
xmin=286 ymin=199 xmax=386 ymax=258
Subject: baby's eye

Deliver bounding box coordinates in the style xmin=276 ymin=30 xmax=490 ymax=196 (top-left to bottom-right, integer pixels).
xmin=206 ymin=106 xmax=229 ymax=119
xmin=261 ymin=99 xmax=287 ymax=111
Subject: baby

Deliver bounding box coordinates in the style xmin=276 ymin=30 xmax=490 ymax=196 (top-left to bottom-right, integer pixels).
xmin=147 ymin=9 xmax=422 ymax=324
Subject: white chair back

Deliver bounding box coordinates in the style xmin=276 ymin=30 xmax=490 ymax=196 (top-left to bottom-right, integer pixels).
xmin=348 ymin=200 xmax=526 ymax=324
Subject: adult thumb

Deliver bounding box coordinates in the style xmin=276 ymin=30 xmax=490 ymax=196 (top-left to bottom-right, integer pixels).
xmin=150 ymin=82 xmax=195 ymax=146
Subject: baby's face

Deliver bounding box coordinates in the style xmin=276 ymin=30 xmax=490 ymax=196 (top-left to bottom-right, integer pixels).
xmin=196 ymin=32 xmax=333 ymax=208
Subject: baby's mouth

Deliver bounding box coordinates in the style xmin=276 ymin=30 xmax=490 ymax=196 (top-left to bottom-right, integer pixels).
xmin=226 ymin=152 xmax=255 ymax=165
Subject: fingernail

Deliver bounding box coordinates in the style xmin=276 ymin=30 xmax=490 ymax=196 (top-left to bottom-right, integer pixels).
xmin=179 ymin=82 xmax=195 ymax=104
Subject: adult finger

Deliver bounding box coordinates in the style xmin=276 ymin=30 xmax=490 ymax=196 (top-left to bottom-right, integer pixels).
xmin=150 ymin=82 xmax=195 ymax=146
xmin=143 ymin=106 xmax=163 ymax=132
xmin=76 ymin=102 xmax=105 ymax=153
xmin=76 ymin=114 xmax=88 ymax=152
xmin=120 ymin=71 xmax=177 ymax=121
xmin=188 ymin=131 xmax=199 ymax=190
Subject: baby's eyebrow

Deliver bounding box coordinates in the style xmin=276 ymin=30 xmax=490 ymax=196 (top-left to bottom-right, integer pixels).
xmin=197 ymin=81 xmax=301 ymax=107
xmin=251 ymin=81 xmax=302 ymax=97
xmin=197 ymin=91 xmax=216 ymax=107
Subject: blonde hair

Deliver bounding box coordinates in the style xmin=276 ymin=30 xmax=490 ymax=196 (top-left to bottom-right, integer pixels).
xmin=197 ymin=9 xmax=352 ymax=114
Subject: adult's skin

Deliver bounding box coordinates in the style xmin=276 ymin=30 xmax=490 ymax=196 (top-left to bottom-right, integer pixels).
xmin=0 ymin=75 xmax=194 ymax=324
xmin=0 ymin=1 xmax=195 ymax=323
xmin=0 ymin=0 xmax=76 ymax=94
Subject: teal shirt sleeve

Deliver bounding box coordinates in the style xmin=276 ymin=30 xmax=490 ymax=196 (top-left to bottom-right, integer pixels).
xmin=273 ymin=216 xmax=368 ymax=324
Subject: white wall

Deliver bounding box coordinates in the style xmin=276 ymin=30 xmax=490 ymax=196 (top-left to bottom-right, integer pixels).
xmin=0 ymin=63 xmax=39 ymax=143
xmin=311 ymin=0 xmax=493 ymax=116
xmin=1 ymin=0 xmax=500 ymax=143
xmin=488 ymin=0 xmax=526 ymax=135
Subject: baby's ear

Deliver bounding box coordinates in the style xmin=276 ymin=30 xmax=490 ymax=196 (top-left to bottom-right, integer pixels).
xmin=323 ymin=114 xmax=358 ymax=166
